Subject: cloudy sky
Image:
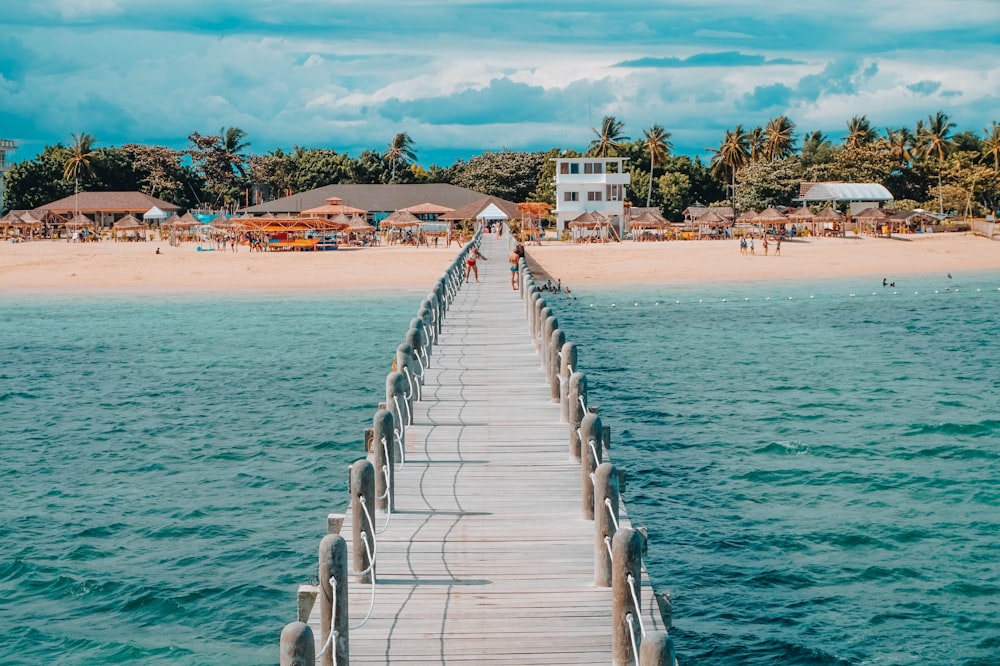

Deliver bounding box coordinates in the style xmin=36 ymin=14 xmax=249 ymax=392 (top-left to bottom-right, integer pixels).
xmin=2 ymin=0 xmax=998 ymax=166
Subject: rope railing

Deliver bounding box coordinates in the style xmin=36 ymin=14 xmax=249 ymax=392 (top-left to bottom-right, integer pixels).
xmin=626 ymin=612 xmax=640 ymax=666
xmin=350 ymin=535 xmax=377 ymax=631
xmin=605 ymin=497 xmax=619 ymax=531
xmin=627 ymin=573 xmax=646 ymax=637
xmin=316 ymin=574 xmax=339 ymax=665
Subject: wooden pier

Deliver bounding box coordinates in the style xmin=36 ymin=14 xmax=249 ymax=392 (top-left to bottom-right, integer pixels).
xmin=292 ymin=232 xmax=671 ymax=665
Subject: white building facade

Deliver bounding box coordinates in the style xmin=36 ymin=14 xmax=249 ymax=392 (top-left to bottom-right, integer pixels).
xmin=552 ymin=157 xmax=630 ymax=235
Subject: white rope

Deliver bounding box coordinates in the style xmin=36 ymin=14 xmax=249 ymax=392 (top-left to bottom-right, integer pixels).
xmin=350 ymin=537 xmax=377 ymax=631
xmin=605 ymin=535 xmax=613 ymax=562
xmin=414 ymin=348 xmax=426 ymax=378
xmin=627 ymin=573 xmax=646 ymax=637
xmin=377 ymin=439 xmax=393 ymax=534
xmin=402 ymin=366 xmax=414 ymax=400
xmin=316 ymin=574 xmax=339 ymax=665
xmin=355 ymin=497 xmax=377 ymax=576
xmin=376 ymin=466 xmax=390 ymax=501
xmin=605 ymin=498 xmax=619 ymax=531
xmin=579 ymin=394 xmax=587 ymax=412
xmin=589 ymin=438 xmax=600 ymax=465
xmin=626 ymin=612 xmax=639 ymax=666
xmin=393 ymin=394 xmax=411 ymax=434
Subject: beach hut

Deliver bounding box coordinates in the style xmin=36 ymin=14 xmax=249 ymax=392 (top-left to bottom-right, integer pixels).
xmin=630 ymin=210 xmax=669 ymax=241
xmin=692 ymin=209 xmax=731 ymax=240
xmin=301 ymin=196 xmax=368 ymax=219
xmin=754 ymin=207 xmax=789 ymax=236
xmin=381 ymin=210 xmax=424 ymax=245
xmin=516 ymin=202 xmax=551 ymax=245
xmin=567 ymin=210 xmax=612 ymax=243
xmin=814 ymin=206 xmax=845 ymax=236
xmin=112 ymin=214 xmax=147 ymax=241
xmin=853 ymin=207 xmax=891 ymax=236
xmin=786 ymin=206 xmax=816 ymax=237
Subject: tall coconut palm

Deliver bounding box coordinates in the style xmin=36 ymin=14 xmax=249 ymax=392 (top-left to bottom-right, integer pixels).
xmin=845 ymin=115 xmax=876 ymax=148
xmin=383 ymin=132 xmax=417 ymax=182
xmin=982 ymin=121 xmax=1000 ymax=170
xmin=884 ymin=127 xmax=916 ymax=167
xmin=220 ymin=126 xmax=250 ymax=178
xmin=641 ymin=124 xmax=672 ymax=207
xmin=916 ymin=111 xmax=956 ymax=161
xmin=763 ymin=116 xmax=796 ymax=162
xmin=747 ymin=126 xmax=766 ymax=163
xmin=710 ymin=125 xmax=750 ymax=213
xmin=589 ymin=116 xmax=629 ymax=157
xmin=63 ymin=132 xmax=97 ymax=192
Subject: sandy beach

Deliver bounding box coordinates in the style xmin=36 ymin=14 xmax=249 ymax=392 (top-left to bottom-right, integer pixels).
xmin=0 ymin=233 xmax=997 ymax=295
xmin=525 ymin=233 xmax=999 ymax=289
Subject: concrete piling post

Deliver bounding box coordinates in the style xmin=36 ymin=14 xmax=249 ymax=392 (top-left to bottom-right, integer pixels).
xmin=580 ymin=412 xmax=603 ymax=519
xmin=396 ymin=344 xmax=416 ymax=412
xmin=372 ymin=409 xmax=395 ymax=512
xmin=542 ymin=315 xmax=557 ymax=373
xmin=533 ymin=299 xmax=547 ymax=346
xmin=549 ymin=328 xmax=565 ymax=402
xmin=527 ymin=291 xmax=539 ymax=331
xmin=418 ymin=305 xmax=433 ymax=350
xmin=408 ymin=317 xmax=428 ymax=362
xmin=594 ymin=462 xmax=620 ymax=587
xmin=350 ymin=459 xmax=375 ymax=584
xmin=639 ymin=631 xmax=676 ymax=666
xmin=386 ymin=371 xmax=407 ymax=453
xmin=404 ymin=329 xmax=424 ymax=400
xmin=612 ymin=527 xmax=644 ymax=666
xmin=426 ymin=293 xmax=441 ymax=341
xmin=537 ymin=306 xmax=551 ymax=351
xmin=559 ymin=342 xmax=578 ymax=423
xmin=280 ymin=621 xmax=315 ymax=666
xmin=568 ymin=371 xmax=587 ymax=460
xmin=318 ymin=534 xmax=349 ymax=666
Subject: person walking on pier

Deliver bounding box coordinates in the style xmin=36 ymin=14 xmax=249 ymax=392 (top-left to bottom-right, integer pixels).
xmin=466 ymin=245 xmax=486 ymax=282
xmin=509 ymin=243 xmax=524 ymax=290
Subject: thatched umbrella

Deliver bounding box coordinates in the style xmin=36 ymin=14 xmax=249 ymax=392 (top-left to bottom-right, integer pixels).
xmin=853 ymin=207 xmax=891 ymax=236
xmin=630 ymin=210 xmax=668 ymax=241
xmin=568 ymin=210 xmax=612 ymax=242
xmin=785 ymin=206 xmax=815 ymax=236
xmin=813 ymin=206 xmax=845 ymax=236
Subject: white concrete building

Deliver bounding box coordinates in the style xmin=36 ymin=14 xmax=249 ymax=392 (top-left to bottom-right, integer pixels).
xmin=552 ymin=157 xmax=630 ymax=235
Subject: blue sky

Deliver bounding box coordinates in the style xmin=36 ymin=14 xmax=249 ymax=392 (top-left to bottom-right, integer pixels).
xmin=1 ymin=0 xmax=998 ymax=167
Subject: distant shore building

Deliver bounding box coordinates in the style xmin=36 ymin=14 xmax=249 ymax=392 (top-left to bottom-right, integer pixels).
xmin=552 ymin=157 xmax=630 ymax=236
xmin=795 ymin=182 xmax=893 ymax=215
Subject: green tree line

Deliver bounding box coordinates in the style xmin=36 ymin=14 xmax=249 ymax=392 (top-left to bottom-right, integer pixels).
xmin=5 ymin=113 xmax=999 ymax=218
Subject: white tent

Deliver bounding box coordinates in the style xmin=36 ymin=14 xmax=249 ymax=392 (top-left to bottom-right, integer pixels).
xmin=143 ymin=206 xmax=169 ymax=222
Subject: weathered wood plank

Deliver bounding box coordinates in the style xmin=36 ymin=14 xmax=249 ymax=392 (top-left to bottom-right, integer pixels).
xmin=304 ymin=235 xmax=667 ymax=663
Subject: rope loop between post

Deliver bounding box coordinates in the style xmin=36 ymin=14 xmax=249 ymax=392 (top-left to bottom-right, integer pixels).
xmin=350 ymin=538 xmax=378 ymax=631
xmin=627 ymin=573 xmax=646 ymax=637
xmin=317 ymin=574 xmax=339 ymax=665
xmin=625 ymin=612 xmax=639 ymax=666
xmin=605 ymin=498 xmax=619 ymax=531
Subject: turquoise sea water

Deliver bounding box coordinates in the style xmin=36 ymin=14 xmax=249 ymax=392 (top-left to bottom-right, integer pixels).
xmin=0 ymin=293 xmax=419 ymax=665
xmin=1 ymin=273 xmax=998 ymax=665
xmin=548 ymin=272 xmax=1000 ymax=665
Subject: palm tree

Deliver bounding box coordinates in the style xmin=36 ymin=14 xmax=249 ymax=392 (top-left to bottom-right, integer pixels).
xmin=383 ymin=132 xmax=417 ymax=182
xmin=763 ymin=116 xmax=796 ymax=161
xmin=884 ymin=127 xmax=916 ymax=167
xmin=589 ymin=116 xmax=629 ymax=157
xmin=747 ymin=126 xmax=766 ymax=162
xmin=982 ymin=121 xmax=1000 ymax=170
xmin=845 ymin=115 xmax=876 ymax=148
xmin=710 ymin=125 xmax=750 ymax=213
xmin=641 ymin=124 xmax=672 ymax=207
xmin=220 ymin=126 xmax=250 ymax=178
xmin=63 ymin=132 xmax=97 ymax=192
xmin=916 ymin=111 xmax=956 ymax=161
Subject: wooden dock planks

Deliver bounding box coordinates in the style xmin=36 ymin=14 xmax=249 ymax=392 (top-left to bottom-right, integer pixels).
xmin=308 ymin=234 xmax=665 ymax=664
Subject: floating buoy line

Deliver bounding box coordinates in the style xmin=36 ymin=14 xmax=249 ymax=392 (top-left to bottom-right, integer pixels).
xmin=565 ymin=285 xmax=1000 ymax=310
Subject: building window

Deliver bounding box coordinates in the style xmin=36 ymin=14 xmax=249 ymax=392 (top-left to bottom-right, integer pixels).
xmin=560 ymin=162 xmax=569 ymax=174
xmin=606 ymin=184 xmax=622 ymax=201
xmin=570 ymin=163 xmax=579 ymax=174
xmin=584 ymin=162 xmax=604 ymax=174
xmin=564 ymin=191 xmax=579 ymax=202
xmin=587 ymin=191 xmax=603 ymax=202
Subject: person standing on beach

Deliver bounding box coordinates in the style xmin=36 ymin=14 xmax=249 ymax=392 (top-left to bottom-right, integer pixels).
xmin=763 ymin=237 xmax=769 ymax=255
xmin=775 ymin=239 xmax=781 ymax=256
xmin=749 ymin=237 xmax=755 ymax=255
xmin=739 ymin=237 xmax=746 ymax=254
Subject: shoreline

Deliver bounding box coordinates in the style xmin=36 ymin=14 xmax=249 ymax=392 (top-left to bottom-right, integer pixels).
xmin=0 ymin=233 xmax=997 ymax=296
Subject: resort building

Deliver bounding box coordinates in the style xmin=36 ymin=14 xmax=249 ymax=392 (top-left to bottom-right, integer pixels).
xmin=795 ymin=182 xmax=893 ymax=214
xmin=552 ymin=157 xmax=630 ymax=235
xmin=38 ymin=192 xmax=182 ymax=227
